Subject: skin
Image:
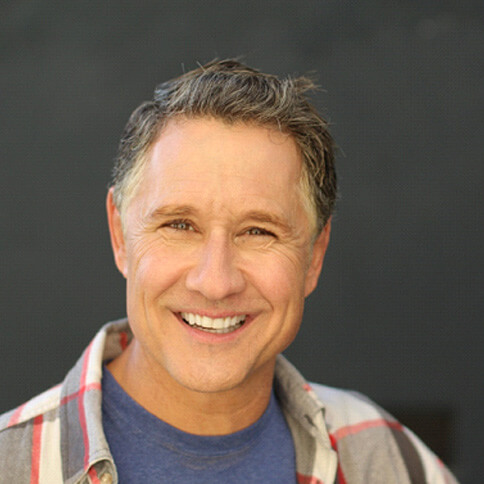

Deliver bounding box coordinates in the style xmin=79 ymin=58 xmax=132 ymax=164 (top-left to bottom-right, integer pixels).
xmin=106 ymin=117 xmax=331 ymax=435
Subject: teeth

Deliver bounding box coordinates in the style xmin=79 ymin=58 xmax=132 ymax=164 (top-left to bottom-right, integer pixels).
xmin=180 ymin=312 xmax=246 ymax=334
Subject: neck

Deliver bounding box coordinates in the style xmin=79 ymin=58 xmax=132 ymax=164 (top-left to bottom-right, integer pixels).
xmin=106 ymin=341 xmax=275 ymax=435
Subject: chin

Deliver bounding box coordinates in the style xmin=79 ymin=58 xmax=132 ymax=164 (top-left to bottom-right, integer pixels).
xmin=170 ymin=361 xmax=253 ymax=395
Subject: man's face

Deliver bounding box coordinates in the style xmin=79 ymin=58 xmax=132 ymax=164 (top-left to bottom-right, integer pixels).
xmin=108 ymin=117 xmax=330 ymax=395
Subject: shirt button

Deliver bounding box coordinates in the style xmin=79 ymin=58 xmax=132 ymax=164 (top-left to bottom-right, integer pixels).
xmin=100 ymin=473 xmax=113 ymax=484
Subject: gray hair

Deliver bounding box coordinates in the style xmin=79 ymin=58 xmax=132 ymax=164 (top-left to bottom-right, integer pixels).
xmin=111 ymin=59 xmax=337 ymax=234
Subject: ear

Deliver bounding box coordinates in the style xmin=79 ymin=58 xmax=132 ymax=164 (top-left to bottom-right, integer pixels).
xmin=304 ymin=218 xmax=331 ymax=297
xmin=106 ymin=188 xmax=128 ymax=278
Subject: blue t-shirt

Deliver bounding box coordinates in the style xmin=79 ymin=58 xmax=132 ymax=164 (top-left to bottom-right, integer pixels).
xmin=102 ymin=367 xmax=297 ymax=483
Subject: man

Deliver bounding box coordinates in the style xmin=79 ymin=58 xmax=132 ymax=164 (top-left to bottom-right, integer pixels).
xmin=0 ymin=60 xmax=458 ymax=483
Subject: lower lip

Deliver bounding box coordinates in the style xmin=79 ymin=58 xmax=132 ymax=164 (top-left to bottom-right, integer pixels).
xmin=175 ymin=313 xmax=252 ymax=343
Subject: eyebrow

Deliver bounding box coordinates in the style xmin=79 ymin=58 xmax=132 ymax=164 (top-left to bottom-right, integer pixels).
xmin=147 ymin=205 xmax=197 ymax=220
xmin=144 ymin=205 xmax=197 ymax=227
xmin=241 ymin=210 xmax=292 ymax=232
xmin=145 ymin=205 xmax=293 ymax=234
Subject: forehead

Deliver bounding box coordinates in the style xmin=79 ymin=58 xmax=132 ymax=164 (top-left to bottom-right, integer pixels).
xmin=144 ymin=118 xmax=301 ymax=192
xmin=149 ymin=117 xmax=300 ymax=172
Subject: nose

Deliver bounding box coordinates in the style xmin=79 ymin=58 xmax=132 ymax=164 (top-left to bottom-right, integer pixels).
xmin=185 ymin=232 xmax=246 ymax=301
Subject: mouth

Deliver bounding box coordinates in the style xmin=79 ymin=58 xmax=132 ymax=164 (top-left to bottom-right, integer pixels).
xmin=180 ymin=312 xmax=246 ymax=334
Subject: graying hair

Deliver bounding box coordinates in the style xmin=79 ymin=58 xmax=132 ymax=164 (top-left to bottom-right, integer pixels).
xmin=111 ymin=59 xmax=336 ymax=234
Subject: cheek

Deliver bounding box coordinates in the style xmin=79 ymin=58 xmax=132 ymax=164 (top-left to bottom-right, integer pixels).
xmin=246 ymin=252 xmax=308 ymax=306
xmin=126 ymin=243 xmax=185 ymax=297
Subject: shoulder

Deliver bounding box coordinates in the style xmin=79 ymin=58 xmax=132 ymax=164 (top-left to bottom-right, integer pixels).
xmin=0 ymin=384 xmax=62 ymax=432
xmin=0 ymin=319 xmax=129 ymax=436
xmin=308 ymin=382 xmax=458 ymax=484
xmin=308 ymin=382 xmax=406 ymax=453
xmin=0 ymin=320 xmax=128 ymax=481
xmin=275 ymin=356 xmax=458 ymax=482
xmin=309 ymin=382 xmax=394 ymax=431
xmin=0 ymin=385 xmax=63 ymax=476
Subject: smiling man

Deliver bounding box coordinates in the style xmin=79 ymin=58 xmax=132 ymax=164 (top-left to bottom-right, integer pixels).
xmin=106 ymin=117 xmax=326 ymax=434
xmin=0 ymin=60 xmax=458 ymax=483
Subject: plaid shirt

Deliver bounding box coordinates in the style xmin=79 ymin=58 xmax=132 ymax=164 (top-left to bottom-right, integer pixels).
xmin=0 ymin=319 xmax=458 ymax=484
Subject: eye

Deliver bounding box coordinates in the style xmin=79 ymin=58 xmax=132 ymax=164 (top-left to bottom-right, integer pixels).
xmin=165 ymin=220 xmax=195 ymax=231
xmin=245 ymin=227 xmax=275 ymax=237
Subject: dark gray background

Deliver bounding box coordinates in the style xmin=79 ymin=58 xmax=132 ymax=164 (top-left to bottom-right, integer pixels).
xmin=1 ymin=1 xmax=482 ymax=481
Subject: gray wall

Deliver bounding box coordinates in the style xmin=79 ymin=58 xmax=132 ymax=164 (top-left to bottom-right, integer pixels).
xmin=1 ymin=1 xmax=482 ymax=481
